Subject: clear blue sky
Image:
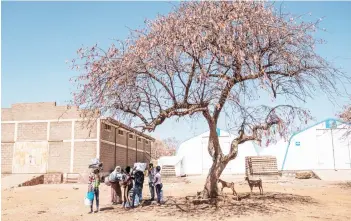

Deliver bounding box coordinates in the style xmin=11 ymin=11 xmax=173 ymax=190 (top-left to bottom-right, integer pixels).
xmin=2 ymin=1 xmax=351 ymax=142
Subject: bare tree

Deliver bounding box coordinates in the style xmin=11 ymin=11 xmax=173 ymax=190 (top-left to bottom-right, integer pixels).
xmin=70 ymin=2 xmax=348 ymax=198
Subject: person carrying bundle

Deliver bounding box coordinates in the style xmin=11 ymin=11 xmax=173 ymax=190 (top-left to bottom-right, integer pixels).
xmin=109 ymin=166 xmax=123 ymax=205
xmin=88 ymin=168 xmax=100 ymax=213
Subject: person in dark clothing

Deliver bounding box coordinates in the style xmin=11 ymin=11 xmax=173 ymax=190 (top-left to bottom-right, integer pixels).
xmin=131 ymin=168 xmax=144 ymax=208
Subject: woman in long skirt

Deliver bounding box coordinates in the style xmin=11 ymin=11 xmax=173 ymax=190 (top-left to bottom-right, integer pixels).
xmin=110 ymin=166 xmax=122 ymax=205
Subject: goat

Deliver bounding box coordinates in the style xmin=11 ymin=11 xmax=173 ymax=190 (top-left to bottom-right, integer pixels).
xmin=217 ymin=179 xmax=239 ymax=200
xmin=245 ymin=176 xmax=263 ymax=195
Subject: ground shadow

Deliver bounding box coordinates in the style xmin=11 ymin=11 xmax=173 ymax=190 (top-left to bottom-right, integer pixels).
xmin=100 ymin=206 xmax=114 ymax=211
xmin=101 ymin=192 xmax=318 ymax=219
xmin=149 ymin=192 xmax=318 ymax=218
xmin=335 ymin=182 xmax=351 ymax=189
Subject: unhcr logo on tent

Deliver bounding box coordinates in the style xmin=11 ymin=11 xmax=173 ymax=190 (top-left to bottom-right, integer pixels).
xmin=326 ymin=119 xmax=337 ymax=129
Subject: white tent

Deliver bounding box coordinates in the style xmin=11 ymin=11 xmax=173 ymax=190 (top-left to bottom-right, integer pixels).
xmin=160 ymin=118 xmax=351 ymax=177
xmin=280 ymin=118 xmax=351 ymax=171
xmin=176 ymin=129 xmax=258 ymax=175
xmin=255 ymin=139 xmax=288 ymax=170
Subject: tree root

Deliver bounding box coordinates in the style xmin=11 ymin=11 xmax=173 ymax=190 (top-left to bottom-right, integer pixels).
xmin=186 ymin=194 xmax=226 ymax=206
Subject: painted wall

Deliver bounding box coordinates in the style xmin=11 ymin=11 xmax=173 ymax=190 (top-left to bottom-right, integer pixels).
xmin=12 ymin=141 xmax=49 ymax=173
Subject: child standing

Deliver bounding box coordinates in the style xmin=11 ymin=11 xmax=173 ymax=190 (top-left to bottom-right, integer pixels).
xmin=88 ymin=168 xmax=100 ymax=213
xmin=153 ymin=166 xmax=163 ymax=205
xmin=122 ymin=166 xmax=133 ymax=208
xmin=148 ymin=163 xmax=155 ymax=201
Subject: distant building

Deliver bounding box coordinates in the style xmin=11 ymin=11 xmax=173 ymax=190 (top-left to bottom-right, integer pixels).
xmin=1 ymin=102 xmax=154 ymax=176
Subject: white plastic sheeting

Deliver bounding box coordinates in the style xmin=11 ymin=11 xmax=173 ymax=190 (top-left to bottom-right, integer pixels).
xmin=255 ymin=139 xmax=288 ymax=170
xmin=282 ymin=119 xmax=351 ymax=171
xmin=161 ymin=119 xmax=351 ymax=176
xmin=176 ymin=129 xmax=258 ymax=175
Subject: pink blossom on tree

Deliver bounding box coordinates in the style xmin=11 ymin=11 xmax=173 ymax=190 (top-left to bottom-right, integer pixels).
xmin=339 ymin=105 xmax=351 ymax=123
xmin=70 ymin=1 xmax=348 ymax=199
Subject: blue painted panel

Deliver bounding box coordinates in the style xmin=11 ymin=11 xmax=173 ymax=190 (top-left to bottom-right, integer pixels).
xmin=326 ymin=119 xmax=337 ymax=129
xmin=216 ymin=128 xmax=220 ymax=136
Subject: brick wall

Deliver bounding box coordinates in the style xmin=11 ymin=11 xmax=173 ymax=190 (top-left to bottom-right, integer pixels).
xmin=1 ymin=143 xmax=13 ymax=173
xmin=20 ymin=175 xmax=44 ymax=187
xmin=1 ymin=123 xmax=15 ymax=142
xmin=44 ymin=173 xmax=63 ymax=184
xmin=116 ymin=146 xmax=127 ymax=168
xmin=1 ymin=102 xmax=83 ymax=121
xmin=1 ymin=108 xmax=13 ymax=121
xmin=145 ymin=153 xmax=151 ymax=163
xmin=17 ymin=122 xmax=47 ymax=141
xmin=101 ymin=124 xmax=115 ymax=143
xmin=128 ymin=135 xmax=136 ymax=149
xmin=128 ymin=149 xmax=136 ymax=167
xmin=74 ymin=121 xmax=97 ymax=139
xmin=18 ymin=174 xmax=62 ymax=186
xmin=50 ymin=122 xmax=72 ymax=141
xmin=145 ymin=141 xmax=151 ymax=153
xmin=116 ymin=129 xmax=127 ymax=146
xmin=100 ymin=142 xmax=115 ymax=173
xmin=48 ymin=142 xmax=70 ymax=173
xmin=1 ymin=102 xmax=153 ymax=175
xmin=137 ymin=151 xmax=144 ymax=163
xmin=73 ymin=141 xmax=97 ymax=173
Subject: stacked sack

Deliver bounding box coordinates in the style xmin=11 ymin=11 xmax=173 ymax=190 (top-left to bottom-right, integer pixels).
xmin=133 ymin=162 xmax=146 ymax=172
xmin=88 ymin=158 xmax=103 ymax=171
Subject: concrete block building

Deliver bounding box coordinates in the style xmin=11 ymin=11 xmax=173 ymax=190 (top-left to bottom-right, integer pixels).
xmin=1 ymin=102 xmax=154 ymax=176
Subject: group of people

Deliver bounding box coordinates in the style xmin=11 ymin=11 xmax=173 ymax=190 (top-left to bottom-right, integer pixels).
xmin=87 ymin=163 xmax=163 ymax=213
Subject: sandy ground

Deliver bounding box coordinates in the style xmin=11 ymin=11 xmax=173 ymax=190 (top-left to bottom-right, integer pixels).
xmin=2 ymin=175 xmax=351 ymax=221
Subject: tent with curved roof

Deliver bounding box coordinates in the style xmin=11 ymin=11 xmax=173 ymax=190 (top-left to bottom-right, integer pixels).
xmin=279 ymin=118 xmax=351 ymax=171
xmin=176 ymin=129 xmax=258 ymax=175
xmin=163 ymin=118 xmax=351 ymax=177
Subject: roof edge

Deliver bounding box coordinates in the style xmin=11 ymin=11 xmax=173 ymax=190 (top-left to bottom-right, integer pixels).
xmin=102 ymin=117 xmax=155 ymax=141
xmin=281 ymin=118 xmax=350 ymax=170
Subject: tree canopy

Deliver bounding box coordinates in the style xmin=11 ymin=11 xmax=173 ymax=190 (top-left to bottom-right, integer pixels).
xmin=70 ymin=1 xmax=349 ymax=198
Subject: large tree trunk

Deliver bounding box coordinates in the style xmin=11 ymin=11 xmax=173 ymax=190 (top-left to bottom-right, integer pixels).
xmin=200 ymin=110 xmax=239 ymax=199
xmin=200 ymin=131 xmax=239 ymax=199
xmin=202 ymin=156 xmax=227 ymax=199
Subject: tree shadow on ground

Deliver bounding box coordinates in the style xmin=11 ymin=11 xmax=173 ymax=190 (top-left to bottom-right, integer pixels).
xmin=102 ymin=192 xmax=318 ymax=219
xmin=142 ymin=192 xmax=317 ymax=218
xmin=335 ymin=182 xmax=351 ymax=189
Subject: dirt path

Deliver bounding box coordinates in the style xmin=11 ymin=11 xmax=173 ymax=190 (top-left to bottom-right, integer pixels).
xmin=2 ymin=176 xmax=351 ymax=221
